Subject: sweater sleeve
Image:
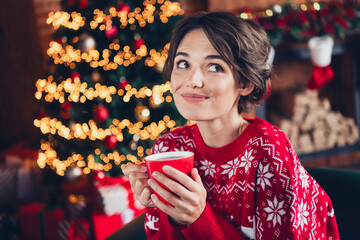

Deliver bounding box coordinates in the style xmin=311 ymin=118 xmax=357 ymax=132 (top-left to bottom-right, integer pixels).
xmin=253 ymin=143 xmax=300 ymax=239
xmin=182 ymin=203 xmax=246 ymax=240
xmin=253 ymin=134 xmax=339 ymax=239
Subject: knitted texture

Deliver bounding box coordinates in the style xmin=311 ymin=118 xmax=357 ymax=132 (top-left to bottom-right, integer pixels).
xmin=144 ymin=118 xmax=339 ymax=240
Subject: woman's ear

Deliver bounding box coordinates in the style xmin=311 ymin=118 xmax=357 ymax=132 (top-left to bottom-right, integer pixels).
xmin=239 ymin=82 xmax=254 ymax=96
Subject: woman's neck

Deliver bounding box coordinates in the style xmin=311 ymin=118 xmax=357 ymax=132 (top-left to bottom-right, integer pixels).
xmin=196 ymin=115 xmax=248 ymax=148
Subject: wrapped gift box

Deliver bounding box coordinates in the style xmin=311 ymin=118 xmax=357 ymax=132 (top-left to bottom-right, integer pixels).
xmin=58 ymin=218 xmax=90 ymax=240
xmin=92 ymin=173 xmax=145 ymax=239
xmin=0 ymin=143 xmax=53 ymax=204
xmin=0 ymin=167 xmax=17 ymax=205
xmin=92 ymin=213 xmax=123 ymax=240
xmin=19 ymin=202 xmax=64 ymax=240
xmin=94 ymin=174 xmax=144 ymax=217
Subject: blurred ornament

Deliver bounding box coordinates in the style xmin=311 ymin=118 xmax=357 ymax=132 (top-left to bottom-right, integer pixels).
xmin=133 ymin=38 xmax=145 ymax=50
xmin=71 ymin=72 xmax=81 ymax=82
xmin=79 ymin=0 xmax=88 ymax=10
xmin=129 ymin=140 xmax=137 ymax=151
xmin=60 ymin=102 xmax=72 ymax=119
xmin=273 ymin=4 xmax=282 ymax=13
xmin=91 ymin=70 xmax=102 ymax=83
xmin=55 ymin=36 xmax=67 ymax=44
xmin=149 ymin=96 xmax=161 ymax=108
xmin=116 ymin=2 xmax=130 ymax=13
xmin=105 ymin=24 xmax=118 ymax=40
xmin=134 ymin=105 xmax=150 ymax=122
xmin=65 ymin=166 xmax=83 ymax=182
xmin=104 ymin=135 xmax=117 ymax=149
xmin=118 ymin=76 xmax=129 ymax=89
xmin=93 ymin=105 xmax=109 ymax=123
xmin=154 ymin=61 xmax=165 ymax=73
xmin=94 ymin=170 xmax=105 ymax=180
xmin=55 ymin=37 xmax=62 ymax=44
xmin=77 ymin=34 xmax=96 ymax=53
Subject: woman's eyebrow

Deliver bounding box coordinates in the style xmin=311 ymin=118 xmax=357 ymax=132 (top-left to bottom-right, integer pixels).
xmin=205 ymin=55 xmax=224 ymax=61
xmin=175 ymin=52 xmax=224 ymax=61
xmin=175 ymin=52 xmax=188 ymax=57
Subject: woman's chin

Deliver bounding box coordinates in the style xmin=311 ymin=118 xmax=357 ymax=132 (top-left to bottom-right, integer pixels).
xmin=178 ymin=110 xmax=211 ymax=122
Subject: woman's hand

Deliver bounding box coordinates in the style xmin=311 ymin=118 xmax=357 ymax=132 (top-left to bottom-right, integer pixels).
xmin=122 ymin=164 xmax=156 ymax=208
xmin=148 ymin=166 xmax=207 ymax=225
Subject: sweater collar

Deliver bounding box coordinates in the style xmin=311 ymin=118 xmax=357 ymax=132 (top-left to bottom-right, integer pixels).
xmin=193 ymin=118 xmax=263 ymax=162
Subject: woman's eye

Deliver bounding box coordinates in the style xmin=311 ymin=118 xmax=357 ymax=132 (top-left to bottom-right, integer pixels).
xmin=177 ymin=61 xmax=189 ymax=69
xmin=208 ymin=64 xmax=223 ymax=73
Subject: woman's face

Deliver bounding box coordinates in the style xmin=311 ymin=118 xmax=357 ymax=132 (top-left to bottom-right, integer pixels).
xmin=171 ymin=29 xmax=242 ymax=122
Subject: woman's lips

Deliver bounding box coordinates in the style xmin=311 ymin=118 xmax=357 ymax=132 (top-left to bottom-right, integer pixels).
xmin=181 ymin=93 xmax=209 ymax=103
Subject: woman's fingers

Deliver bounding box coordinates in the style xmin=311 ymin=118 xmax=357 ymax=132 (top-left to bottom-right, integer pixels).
xmin=151 ymin=171 xmax=192 ymax=201
xmin=122 ymin=164 xmax=147 ymax=176
xmin=122 ymin=164 xmax=155 ymax=207
xmin=128 ymin=171 xmax=149 ymax=189
xmin=139 ymin=187 xmax=156 ymax=207
xmin=162 ymin=166 xmax=201 ymax=193
xmin=148 ymin=178 xmax=181 ymax=205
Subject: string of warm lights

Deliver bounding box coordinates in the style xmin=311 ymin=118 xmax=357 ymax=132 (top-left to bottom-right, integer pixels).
xmin=238 ymin=2 xmax=322 ymax=20
xmin=47 ymin=11 xmax=85 ymax=30
xmin=34 ymin=115 xmax=177 ymax=141
xmin=47 ymin=0 xmax=183 ymax=32
xmin=35 ymin=76 xmax=172 ymax=104
xmin=47 ymin=40 xmax=148 ymax=69
xmin=37 ymin=118 xmax=195 ymax=176
xmin=37 ymin=0 xmax=185 ymax=176
xmin=48 ymin=39 xmax=169 ymax=70
xmin=37 ymin=140 xmax=145 ymax=176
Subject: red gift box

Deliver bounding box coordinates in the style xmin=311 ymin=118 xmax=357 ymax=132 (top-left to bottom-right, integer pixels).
xmin=92 ymin=214 xmax=123 ymax=240
xmin=92 ymin=173 xmax=145 ymax=239
xmin=19 ymin=202 xmax=65 ymax=240
xmin=94 ymin=174 xmax=144 ymax=216
xmin=59 ymin=218 xmax=90 ymax=240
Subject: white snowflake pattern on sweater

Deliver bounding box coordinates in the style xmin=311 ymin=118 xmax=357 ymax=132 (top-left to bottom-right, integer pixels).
xmin=144 ymin=118 xmax=339 ymax=240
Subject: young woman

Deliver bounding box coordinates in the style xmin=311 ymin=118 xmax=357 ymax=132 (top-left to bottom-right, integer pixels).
xmin=123 ymin=12 xmax=339 ymax=240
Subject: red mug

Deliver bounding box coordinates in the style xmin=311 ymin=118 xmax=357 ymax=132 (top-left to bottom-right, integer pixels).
xmin=145 ymin=151 xmax=194 ymax=205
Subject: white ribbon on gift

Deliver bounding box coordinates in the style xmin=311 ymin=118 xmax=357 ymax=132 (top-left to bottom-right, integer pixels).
xmin=98 ymin=184 xmax=130 ymax=216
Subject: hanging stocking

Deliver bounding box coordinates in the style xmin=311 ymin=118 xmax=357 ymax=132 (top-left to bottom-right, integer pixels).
xmin=307 ymin=36 xmax=334 ymax=90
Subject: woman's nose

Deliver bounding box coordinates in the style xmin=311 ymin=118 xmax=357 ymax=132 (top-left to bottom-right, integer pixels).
xmin=186 ymin=68 xmax=204 ymax=88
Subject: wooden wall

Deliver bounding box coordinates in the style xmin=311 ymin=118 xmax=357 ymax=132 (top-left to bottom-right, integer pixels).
xmin=0 ymin=0 xmax=45 ymax=151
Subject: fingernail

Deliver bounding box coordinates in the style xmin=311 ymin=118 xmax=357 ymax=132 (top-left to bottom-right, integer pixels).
xmin=152 ymin=171 xmax=159 ymax=178
xmin=163 ymin=165 xmax=170 ymax=173
xmin=151 ymin=194 xmax=157 ymax=201
xmin=140 ymin=165 xmax=147 ymax=171
xmin=148 ymin=179 xmax=155 ymax=186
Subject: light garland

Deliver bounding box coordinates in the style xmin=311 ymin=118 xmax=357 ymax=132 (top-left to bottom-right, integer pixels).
xmin=37 ymin=140 xmax=145 ymax=176
xmin=35 ymin=76 xmax=172 ymax=104
xmin=47 ymin=40 xmax=169 ymax=70
xmin=47 ymin=40 xmax=148 ymax=69
xmin=237 ymin=2 xmax=323 ymax=20
xmin=34 ymin=116 xmax=177 ymax=141
xmin=46 ymin=11 xmax=85 ymax=30
xmin=37 ymin=0 xmax=185 ymax=176
xmin=36 ymin=118 xmax=195 ymax=176
xmin=47 ymin=1 xmax=183 ymax=32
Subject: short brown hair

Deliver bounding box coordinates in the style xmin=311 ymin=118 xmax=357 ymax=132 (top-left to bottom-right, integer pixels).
xmin=163 ymin=11 xmax=271 ymax=113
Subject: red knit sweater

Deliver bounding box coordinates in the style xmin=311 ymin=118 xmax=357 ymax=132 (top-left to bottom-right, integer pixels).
xmin=144 ymin=118 xmax=339 ymax=240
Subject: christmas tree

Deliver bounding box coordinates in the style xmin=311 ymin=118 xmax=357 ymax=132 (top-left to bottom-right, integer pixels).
xmin=34 ymin=0 xmax=186 ymax=176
